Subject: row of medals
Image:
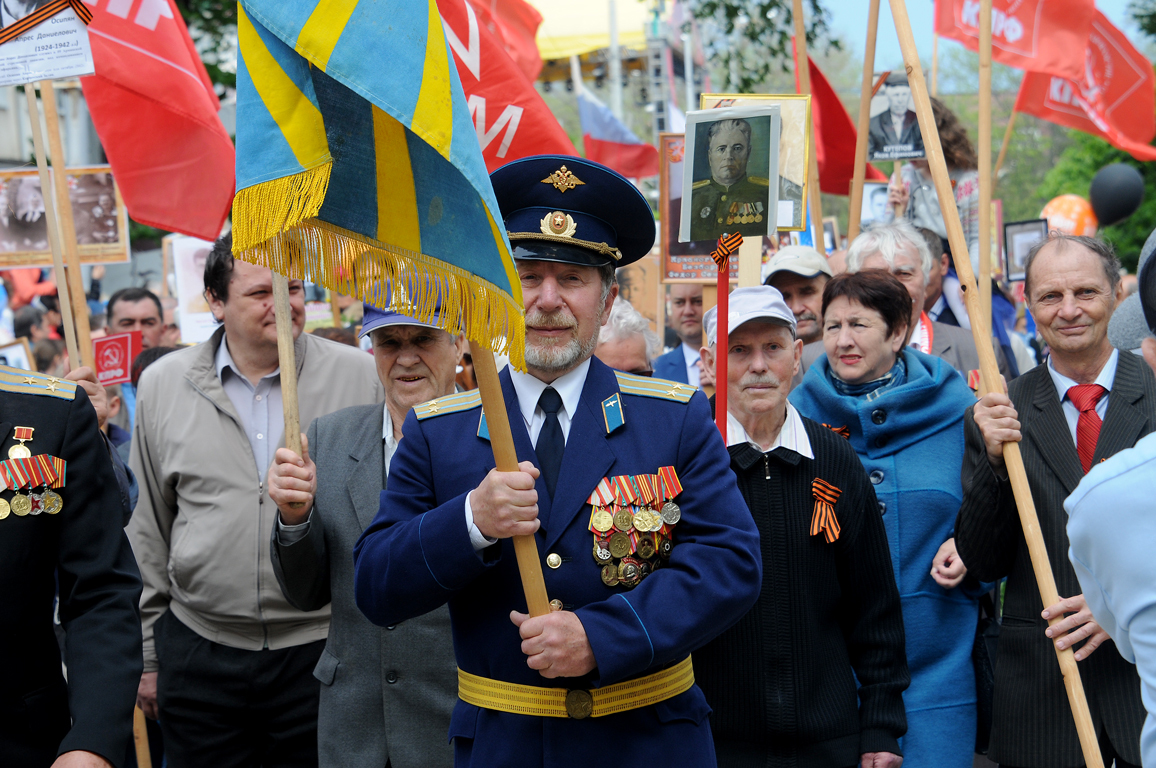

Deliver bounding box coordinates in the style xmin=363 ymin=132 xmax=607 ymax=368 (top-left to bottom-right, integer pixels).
xmin=1 ymin=441 xmax=63 ymax=519
xmin=591 ymin=500 xmax=681 ymax=589
xmin=726 ymin=202 xmax=762 ymax=226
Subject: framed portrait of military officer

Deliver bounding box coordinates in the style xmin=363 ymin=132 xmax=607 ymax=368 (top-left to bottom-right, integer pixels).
xmin=700 ymin=93 xmax=809 ymax=231
xmin=867 ymin=73 xmax=926 ymax=162
xmin=678 ymin=105 xmax=781 ymax=246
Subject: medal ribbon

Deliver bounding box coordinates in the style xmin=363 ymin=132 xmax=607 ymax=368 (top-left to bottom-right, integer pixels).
xmin=823 ymin=423 xmax=851 ymax=439
xmin=0 ymin=455 xmax=65 ymax=490
xmin=636 ymin=474 xmax=658 ymax=506
xmin=13 ymin=427 xmax=34 ymax=441
xmin=711 ymin=232 xmax=742 ymax=270
xmin=0 ymin=0 xmax=93 ymax=46
xmin=810 ymin=479 xmax=842 ymax=544
xmin=588 ymin=477 xmax=614 ymax=507
xmin=657 ymin=466 xmax=682 ymax=500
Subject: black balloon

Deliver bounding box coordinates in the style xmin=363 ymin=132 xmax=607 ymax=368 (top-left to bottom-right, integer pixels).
xmin=1090 ymin=163 xmax=1145 ymax=228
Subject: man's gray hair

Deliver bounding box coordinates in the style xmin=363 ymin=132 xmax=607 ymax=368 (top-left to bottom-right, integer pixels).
xmin=599 ymin=297 xmax=660 ymax=360
xmin=846 ymin=219 xmax=933 ymax=286
xmin=706 ymin=118 xmax=752 ymax=147
xmin=1024 ymin=232 xmax=1122 ymax=301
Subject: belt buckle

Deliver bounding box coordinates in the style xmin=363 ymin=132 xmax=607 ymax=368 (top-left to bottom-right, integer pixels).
xmin=565 ymin=689 xmax=593 ymax=719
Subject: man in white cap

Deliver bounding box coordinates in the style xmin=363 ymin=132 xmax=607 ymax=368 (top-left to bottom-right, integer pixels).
xmin=694 ymin=286 xmax=909 ymax=768
xmin=763 ymin=245 xmax=834 ymax=346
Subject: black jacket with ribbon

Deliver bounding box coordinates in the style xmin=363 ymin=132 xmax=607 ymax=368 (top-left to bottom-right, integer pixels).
xmin=695 ymin=405 xmax=910 ymax=768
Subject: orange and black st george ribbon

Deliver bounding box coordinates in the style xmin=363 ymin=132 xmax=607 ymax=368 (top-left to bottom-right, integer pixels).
xmin=0 ymin=0 xmax=93 ymax=47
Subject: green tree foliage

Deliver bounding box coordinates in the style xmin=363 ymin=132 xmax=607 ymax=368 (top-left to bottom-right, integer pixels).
xmin=1036 ymin=131 xmax=1154 ymax=272
xmin=175 ymin=0 xmax=237 ymax=89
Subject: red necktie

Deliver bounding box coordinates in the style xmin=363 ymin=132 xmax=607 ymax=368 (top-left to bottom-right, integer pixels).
xmin=1068 ymin=384 xmax=1108 ymax=473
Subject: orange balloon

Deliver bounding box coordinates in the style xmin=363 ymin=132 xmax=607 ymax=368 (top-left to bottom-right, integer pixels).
xmin=1040 ymin=194 xmax=1098 ymax=237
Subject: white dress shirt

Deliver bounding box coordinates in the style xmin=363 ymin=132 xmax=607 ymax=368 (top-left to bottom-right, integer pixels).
xmin=465 ymin=359 xmax=593 ymax=550
xmin=726 ymin=402 xmax=814 ymax=459
xmin=1046 ymin=349 xmax=1118 ymax=445
xmin=215 ymin=335 xmax=283 ymax=477
xmin=681 ymin=342 xmax=702 ymax=386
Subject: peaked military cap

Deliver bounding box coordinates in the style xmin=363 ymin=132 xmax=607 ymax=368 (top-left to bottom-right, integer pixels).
xmin=490 ymin=155 xmax=655 ymax=268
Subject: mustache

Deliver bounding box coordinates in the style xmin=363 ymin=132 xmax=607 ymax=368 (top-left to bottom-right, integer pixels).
xmin=526 ymin=309 xmax=577 ymax=330
xmin=740 ymin=373 xmax=781 ymax=389
xmin=795 ymin=310 xmax=818 ymax=324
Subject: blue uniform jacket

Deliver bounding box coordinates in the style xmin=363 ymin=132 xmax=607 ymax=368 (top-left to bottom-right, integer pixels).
xmin=653 ymin=346 xmax=690 ymax=383
xmin=354 ymin=358 xmax=761 ymax=767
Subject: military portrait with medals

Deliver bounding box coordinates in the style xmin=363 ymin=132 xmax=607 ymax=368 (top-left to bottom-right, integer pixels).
xmin=354 ymin=155 xmax=761 ymax=767
xmin=680 ymin=105 xmax=781 ymax=245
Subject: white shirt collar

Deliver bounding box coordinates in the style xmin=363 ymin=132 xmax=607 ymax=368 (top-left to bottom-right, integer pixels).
xmin=681 ymin=342 xmax=700 ymax=366
xmin=1047 ymin=348 xmax=1118 ymax=402
xmin=726 ymin=402 xmax=814 ymax=459
xmin=215 ymin=334 xmax=279 ymax=384
xmin=509 ymin=357 xmax=592 ymax=430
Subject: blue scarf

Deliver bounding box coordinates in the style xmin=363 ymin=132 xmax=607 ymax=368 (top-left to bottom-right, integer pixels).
xmin=828 ymin=357 xmax=907 ymax=402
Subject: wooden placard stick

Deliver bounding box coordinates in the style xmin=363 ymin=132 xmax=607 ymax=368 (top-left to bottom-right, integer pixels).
xmin=469 ymin=341 xmax=551 ymax=617
xmin=892 ymin=161 xmax=905 ymax=218
xmin=847 ymin=0 xmax=881 ymax=242
xmin=792 ymin=0 xmax=823 ymax=235
xmin=737 ymin=238 xmax=761 ymax=287
xmin=23 ymin=85 xmax=80 ymax=368
xmin=272 ymin=275 xmax=303 ymax=461
xmin=133 ymin=704 xmax=153 ymax=768
xmin=39 ymin=79 xmax=93 ymax=370
xmin=978 ymin=0 xmax=993 ymax=338
xmin=994 ymin=110 xmax=1018 ymax=187
xmin=887 ymin=2 xmax=1104 ymax=764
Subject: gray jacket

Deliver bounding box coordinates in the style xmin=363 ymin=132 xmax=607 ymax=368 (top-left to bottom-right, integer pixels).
xmin=271 ymin=403 xmax=455 ymax=768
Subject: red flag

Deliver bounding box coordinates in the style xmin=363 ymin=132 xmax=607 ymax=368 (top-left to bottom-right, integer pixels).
xmin=79 ymin=0 xmax=234 ymax=241
xmin=466 ymin=0 xmax=544 ymax=82
xmin=441 ymin=0 xmax=577 ymax=171
xmin=793 ymin=44 xmax=887 ymax=195
xmin=934 ymin=0 xmax=1095 ymax=81
xmin=1014 ymin=11 xmax=1156 ymax=161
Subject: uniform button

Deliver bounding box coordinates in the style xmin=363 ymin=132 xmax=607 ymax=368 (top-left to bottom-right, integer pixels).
xmin=869 ymin=469 xmax=884 ymax=484
xmin=546 ymin=553 xmax=562 ymax=569
xmin=878 ymin=501 xmax=887 ymax=515
xmin=549 ymin=598 xmax=563 ymax=611
xmin=386 ymin=671 xmax=398 ymax=684
xmin=386 ymin=625 xmax=395 ymax=630
xmin=717 ymin=217 xmax=723 ymax=223
xmin=720 ymin=194 xmax=727 ymax=201
xmin=871 ymin=409 xmax=887 ymax=425
xmin=874 ymin=436 xmax=888 ymax=448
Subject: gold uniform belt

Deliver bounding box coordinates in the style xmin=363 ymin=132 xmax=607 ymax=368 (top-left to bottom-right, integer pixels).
xmin=457 ymin=656 xmax=694 ymax=719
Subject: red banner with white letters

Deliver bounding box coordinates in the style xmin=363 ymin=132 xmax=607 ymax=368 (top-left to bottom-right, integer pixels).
xmin=1014 ymin=11 xmax=1156 ymax=161
xmin=934 ymin=0 xmax=1095 ymax=81
xmin=440 ymin=0 xmax=576 ymax=171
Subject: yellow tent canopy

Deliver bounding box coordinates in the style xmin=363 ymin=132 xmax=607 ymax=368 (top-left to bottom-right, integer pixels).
xmin=528 ymin=0 xmax=653 ymax=61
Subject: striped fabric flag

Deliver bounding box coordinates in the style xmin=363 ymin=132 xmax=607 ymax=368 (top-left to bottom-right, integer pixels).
xmin=232 ymin=0 xmax=524 ymax=366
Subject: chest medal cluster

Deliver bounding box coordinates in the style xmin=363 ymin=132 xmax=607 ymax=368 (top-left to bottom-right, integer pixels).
xmin=1 ymin=428 xmax=66 ymax=520
xmin=587 ymin=466 xmax=683 ymax=589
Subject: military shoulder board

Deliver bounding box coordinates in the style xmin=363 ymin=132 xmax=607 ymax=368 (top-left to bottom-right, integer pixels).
xmin=0 ymin=365 xmax=77 ymax=401
xmin=413 ymin=389 xmax=482 ymax=420
xmin=614 ymin=371 xmax=696 ymax=404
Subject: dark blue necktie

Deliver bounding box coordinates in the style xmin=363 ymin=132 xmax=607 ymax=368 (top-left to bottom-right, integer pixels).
xmin=536 ymin=387 xmax=564 ymax=499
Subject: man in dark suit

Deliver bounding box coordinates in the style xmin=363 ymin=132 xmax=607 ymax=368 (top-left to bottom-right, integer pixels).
xmin=0 ymin=365 xmax=143 ymax=768
xmin=867 ymin=77 xmax=923 ymax=160
xmin=653 ymin=283 xmax=704 ymax=385
xmin=956 ymin=233 xmax=1153 ymax=768
xmin=267 ymin=304 xmax=463 ymax=767
xmin=353 ymin=155 xmax=761 ymax=766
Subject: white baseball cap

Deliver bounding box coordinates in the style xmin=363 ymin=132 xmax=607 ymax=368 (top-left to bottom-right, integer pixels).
xmin=703 ymin=286 xmax=797 ymax=347
xmin=763 ymin=245 xmax=834 ymax=283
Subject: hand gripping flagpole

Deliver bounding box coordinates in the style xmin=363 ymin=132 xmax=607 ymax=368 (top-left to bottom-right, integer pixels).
xmin=888 ymin=2 xmax=1103 ymax=764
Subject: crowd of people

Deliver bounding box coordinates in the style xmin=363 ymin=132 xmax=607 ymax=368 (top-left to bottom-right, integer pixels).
xmin=3 ymin=146 xmax=1155 ymax=768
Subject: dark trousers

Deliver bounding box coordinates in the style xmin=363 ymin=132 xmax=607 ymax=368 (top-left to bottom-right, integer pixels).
xmin=1001 ymin=728 xmax=1141 ymax=768
xmin=155 ymin=610 xmax=324 ymax=768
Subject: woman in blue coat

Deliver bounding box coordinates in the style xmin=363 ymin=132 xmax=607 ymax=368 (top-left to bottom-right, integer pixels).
xmin=790 ymin=270 xmax=983 ymax=768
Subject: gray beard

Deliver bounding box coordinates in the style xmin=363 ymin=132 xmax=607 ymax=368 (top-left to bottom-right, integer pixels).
xmin=526 ymin=329 xmax=599 ymax=375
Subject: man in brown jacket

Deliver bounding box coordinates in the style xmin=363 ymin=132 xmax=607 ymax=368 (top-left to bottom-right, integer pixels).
xmin=127 ymin=236 xmax=383 ymax=767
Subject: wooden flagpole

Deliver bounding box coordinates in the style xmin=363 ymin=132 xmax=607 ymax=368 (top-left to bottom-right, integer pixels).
xmin=23 ymin=85 xmax=80 ymax=369
xmin=847 ymin=0 xmax=881 ymax=242
xmin=792 ymin=0 xmax=823 ymax=237
xmin=994 ymin=110 xmax=1018 ymax=185
xmin=978 ymin=0 xmax=993 ymax=336
xmin=469 ymin=341 xmax=552 ymax=617
xmin=272 ymin=275 xmax=303 ymax=460
xmin=39 ymin=79 xmax=93 ymax=370
xmin=887 ymin=3 xmax=1104 ymax=765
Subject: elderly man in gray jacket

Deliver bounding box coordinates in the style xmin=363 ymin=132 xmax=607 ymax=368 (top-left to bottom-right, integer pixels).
xmin=267 ymin=301 xmax=462 ymax=768
xmin=129 ymin=237 xmax=383 ymax=767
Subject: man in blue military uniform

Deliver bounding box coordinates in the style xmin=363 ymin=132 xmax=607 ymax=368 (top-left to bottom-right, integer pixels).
xmin=353 ymin=155 xmax=761 ymax=767
xmin=0 ymin=366 xmax=143 ymax=768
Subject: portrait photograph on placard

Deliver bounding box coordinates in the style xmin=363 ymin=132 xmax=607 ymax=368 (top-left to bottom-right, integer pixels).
xmin=0 ymin=338 xmax=33 ymax=372
xmin=0 ymin=1 xmax=94 ymax=87
xmin=860 ymin=181 xmax=891 ymax=228
xmin=1003 ymin=218 xmax=1049 ymax=283
xmin=168 ymin=233 xmax=218 ymax=344
xmin=679 ymin=105 xmax=781 ymax=246
xmin=700 ymin=94 xmax=808 ymax=231
xmin=0 ymin=166 xmax=129 ymax=267
xmin=867 ymin=73 xmax=926 ymax=162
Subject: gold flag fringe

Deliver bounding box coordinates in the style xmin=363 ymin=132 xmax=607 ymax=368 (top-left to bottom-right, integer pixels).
xmin=233 ymin=217 xmax=526 ymax=370
xmin=232 ymin=162 xmax=333 ymax=252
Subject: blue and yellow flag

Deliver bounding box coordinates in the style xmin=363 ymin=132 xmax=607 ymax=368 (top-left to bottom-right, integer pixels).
xmin=233 ymin=0 xmax=523 ymax=366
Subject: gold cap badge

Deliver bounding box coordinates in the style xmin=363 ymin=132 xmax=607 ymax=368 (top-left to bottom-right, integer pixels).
xmin=540 ymin=211 xmax=577 ymax=238
xmin=541 ymin=165 xmax=585 ymax=192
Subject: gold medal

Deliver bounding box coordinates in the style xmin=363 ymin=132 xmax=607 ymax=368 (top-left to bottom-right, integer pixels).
xmin=608 ymin=531 xmax=631 ymax=559
xmin=600 ymin=564 xmax=620 ymax=587
xmin=637 ymin=536 xmax=656 ymax=560
xmin=661 ymin=501 xmax=682 ymax=525
xmin=592 ymin=509 xmax=614 ymax=533
xmin=11 ymin=493 xmax=31 ymax=516
xmin=618 ymin=558 xmax=642 ymax=587
xmin=0 ymin=497 xmax=9 ymax=519
xmin=725 ymin=216 xmax=734 ymax=225
xmin=754 ymin=214 xmax=763 ymax=223
xmin=612 ymin=509 xmax=634 ymax=532
xmin=632 ymin=509 xmax=651 ymax=532
xmin=41 ymin=490 xmax=62 ymax=516
xmin=8 ymin=426 xmax=33 ymax=459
